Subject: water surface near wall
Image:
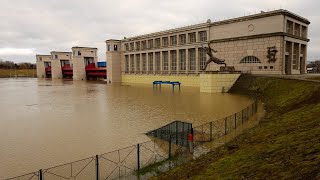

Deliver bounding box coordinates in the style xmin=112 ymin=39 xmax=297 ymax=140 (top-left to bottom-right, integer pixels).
xmin=0 ymin=78 xmax=252 ymax=178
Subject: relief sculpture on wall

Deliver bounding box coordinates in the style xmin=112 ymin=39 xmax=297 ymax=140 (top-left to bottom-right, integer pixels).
xmin=267 ymin=46 xmax=278 ymax=63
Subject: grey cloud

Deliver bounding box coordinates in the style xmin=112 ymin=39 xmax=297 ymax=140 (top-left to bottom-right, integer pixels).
xmin=0 ymin=0 xmax=319 ymax=62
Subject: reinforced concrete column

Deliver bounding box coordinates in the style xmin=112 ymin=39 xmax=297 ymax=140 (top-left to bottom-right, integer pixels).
xmin=146 ymin=53 xmax=149 ymax=73
xmin=289 ymin=42 xmax=294 ymax=75
xmin=298 ymin=44 xmax=301 ymax=72
xmin=140 ymin=53 xmax=143 ymax=74
xmin=195 ymin=48 xmax=199 ymax=73
xmin=128 ymin=54 xmax=131 ymax=74
xmin=153 ymin=52 xmax=156 ymax=74
xmin=134 ymin=54 xmax=137 ymax=73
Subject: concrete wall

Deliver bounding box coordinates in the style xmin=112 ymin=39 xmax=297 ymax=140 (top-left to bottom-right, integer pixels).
xmin=72 ymin=47 xmax=98 ymax=80
xmin=210 ymin=15 xmax=284 ymax=40
xmin=51 ymin=60 xmax=62 ymax=79
xmin=122 ymin=74 xmax=200 ymax=87
xmin=207 ymin=36 xmax=284 ymax=74
xmin=200 ymin=74 xmax=241 ymax=93
xmin=106 ymin=40 xmax=122 ymax=83
xmin=36 ymin=55 xmax=51 ymax=78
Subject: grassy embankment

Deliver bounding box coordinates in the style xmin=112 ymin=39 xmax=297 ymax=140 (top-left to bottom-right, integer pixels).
xmin=153 ymin=75 xmax=320 ymax=179
xmin=0 ymin=69 xmax=36 ymax=78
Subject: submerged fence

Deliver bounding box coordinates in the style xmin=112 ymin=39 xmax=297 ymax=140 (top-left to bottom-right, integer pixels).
xmin=6 ymin=100 xmax=258 ymax=180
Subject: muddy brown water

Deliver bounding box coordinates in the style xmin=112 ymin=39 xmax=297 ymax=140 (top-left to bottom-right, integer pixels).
xmin=0 ymin=78 xmax=252 ymax=178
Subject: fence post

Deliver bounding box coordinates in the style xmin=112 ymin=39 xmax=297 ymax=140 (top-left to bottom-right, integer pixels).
xmin=209 ymin=122 xmax=213 ymax=141
xmin=168 ymin=136 xmax=172 ymax=159
xmin=95 ymin=155 xmax=99 ymax=180
xmin=39 ymin=169 xmax=43 ymax=180
xmin=137 ymin=144 xmax=140 ymax=171
xmin=224 ymin=118 xmax=227 ymax=135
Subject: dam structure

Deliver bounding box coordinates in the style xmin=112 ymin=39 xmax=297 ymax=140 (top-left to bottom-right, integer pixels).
xmin=106 ymin=9 xmax=310 ymax=92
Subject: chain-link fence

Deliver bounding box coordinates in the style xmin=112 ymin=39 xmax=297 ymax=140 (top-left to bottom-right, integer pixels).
xmin=6 ymin=101 xmax=258 ymax=180
xmin=193 ymin=100 xmax=258 ymax=144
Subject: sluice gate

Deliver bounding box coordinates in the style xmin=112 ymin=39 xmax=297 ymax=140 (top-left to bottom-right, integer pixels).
xmin=85 ymin=63 xmax=107 ymax=79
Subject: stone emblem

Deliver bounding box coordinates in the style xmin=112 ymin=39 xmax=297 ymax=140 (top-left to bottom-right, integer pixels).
xmin=267 ymin=46 xmax=278 ymax=63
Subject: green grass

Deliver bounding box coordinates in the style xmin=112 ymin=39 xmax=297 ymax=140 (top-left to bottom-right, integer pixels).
xmin=0 ymin=69 xmax=36 ymax=78
xmin=152 ymin=75 xmax=320 ymax=179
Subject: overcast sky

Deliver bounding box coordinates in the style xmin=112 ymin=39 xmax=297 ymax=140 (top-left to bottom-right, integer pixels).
xmin=0 ymin=0 xmax=319 ymax=63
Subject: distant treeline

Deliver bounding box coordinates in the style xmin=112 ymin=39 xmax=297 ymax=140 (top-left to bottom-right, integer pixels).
xmin=0 ymin=60 xmax=36 ymax=69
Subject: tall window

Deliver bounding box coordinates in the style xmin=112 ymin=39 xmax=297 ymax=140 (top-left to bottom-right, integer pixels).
xmin=171 ymin=50 xmax=177 ymax=71
xmin=199 ymin=31 xmax=207 ymax=42
xmin=148 ymin=39 xmax=153 ymax=49
xmin=163 ymin=51 xmax=169 ymax=71
xmin=170 ymin=36 xmax=177 ymax=46
xmin=125 ymin=55 xmax=129 ymax=72
xmin=136 ymin=54 xmax=140 ymax=72
xmin=130 ymin=55 xmax=135 ymax=72
xmin=125 ymin=43 xmax=129 ymax=51
xmin=287 ymin=20 xmax=294 ymax=34
xmin=162 ymin=37 xmax=168 ymax=47
xmin=142 ymin=53 xmax=147 ymax=71
xmin=179 ymin=34 xmax=186 ymax=44
xmin=189 ymin=49 xmax=196 ymax=71
xmin=155 ymin=38 xmax=161 ymax=48
xmin=155 ymin=52 xmax=161 ymax=71
xmin=188 ymin=32 xmax=196 ymax=43
xmin=293 ymin=43 xmax=299 ymax=70
xmin=180 ymin=50 xmax=186 ymax=71
xmin=301 ymin=26 xmax=307 ymax=38
xmin=130 ymin=43 xmax=134 ymax=51
xmin=199 ymin=48 xmax=207 ymax=70
xmin=148 ymin=53 xmax=153 ymax=71
xmin=135 ymin=42 xmax=140 ymax=50
xmin=141 ymin=41 xmax=147 ymax=50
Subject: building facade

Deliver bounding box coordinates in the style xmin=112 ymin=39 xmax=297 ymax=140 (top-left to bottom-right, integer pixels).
xmin=36 ymin=55 xmax=51 ymax=78
xmin=50 ymin=51 xmax=72 ymax=79
xmin=106 ymin=9 xmax=310 ymax=84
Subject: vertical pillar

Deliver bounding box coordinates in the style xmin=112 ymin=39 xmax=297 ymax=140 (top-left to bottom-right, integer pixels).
xmin=39 ymin=169 xmax=43 ymax=180
xmin=195 ymin=48 xmax=199 ymax=73
xmin=134 ymin=54 xmax=137 ymax=74
xmin=128 ymin=54 xmax=131 ymax=74
xmin=146 ymin=53 xmax=149 ymax=74
xmin=140 ymin=53 xmax=143 ymax=74
xmin=298 ymin=44 xmax=301 ymax=72
xmin=186 ymin=49 xmax=189 ymax=73
xmin=177 ymin=50 xmax=180 ymax=74
xmin=290 ymin=42 xmax=294 ymax=75
xmin=153 ymin=52 xmax=156 ymax=74
xmin=160 ymin=51 xmax=163 ymax=74
xmin=168 ymin=50 xmax=171 ymax=74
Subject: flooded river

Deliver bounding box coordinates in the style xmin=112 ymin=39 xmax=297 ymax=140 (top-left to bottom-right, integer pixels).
xmin=0 ymin=78 xmax=252 ymax=178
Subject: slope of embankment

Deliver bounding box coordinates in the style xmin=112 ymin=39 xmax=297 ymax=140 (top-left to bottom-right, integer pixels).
xmin=153 ymin=75 xmax=320 ymax=179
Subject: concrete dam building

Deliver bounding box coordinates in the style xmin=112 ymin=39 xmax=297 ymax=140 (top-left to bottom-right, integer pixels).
xmin=106 ymin=9 xmax=310 ymax=90
xmin=36 ymin=47 xmax=106 ymax=80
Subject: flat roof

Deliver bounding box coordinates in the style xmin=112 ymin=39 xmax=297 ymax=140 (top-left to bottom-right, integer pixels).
xmin=72 ymin=46 xmax=98 ymax=49
xmin=123 ymin=9 xmax=310 ymax=41
xmin=50 ymin=51 xmax=72 ymax=54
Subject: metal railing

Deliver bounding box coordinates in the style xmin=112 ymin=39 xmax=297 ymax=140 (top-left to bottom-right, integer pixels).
xmin=6 ymin=101 xmax=258 ymax=180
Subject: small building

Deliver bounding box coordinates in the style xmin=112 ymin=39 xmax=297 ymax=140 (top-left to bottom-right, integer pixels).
xmin=71 ymin=47 xmax=98 ymax=80
xmin=36 ymin=55 xmax=51 ymax=78
xmin=50 ymin=51 xmax=72 ymax=79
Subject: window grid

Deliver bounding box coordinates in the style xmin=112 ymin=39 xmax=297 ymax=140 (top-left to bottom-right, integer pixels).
xmin=179 ymin=34 xmax=186 ymax=44
xmin=199 ymin=48 xmax=207 ymax=70
xmin=162 ymin=37 xmax=168 ymax=47
xmin=163 ymin=51 xmax=169 ymax=71
xmin=199 ymin=31 xmax=207 ymax=42
xmin=135 ymin=42 xmax=140 ymax=50
xmin=240 ymin=56 xmax=261 ymax=63
xmin=155 ymin=38 xmax=161 ymax=48
xmin=155 ymin=52 xmax=161 ymax=71
xmin=136 ymin=54 xmax=140 ymax=72
xmin=130 ymin=55 xmax=135 ymax=72
xmin=125 ymin=55 xmax=129 ymax=72
xmin=141 ymin=41 xmax=147 ymax=50
xmin=125 ymin=43 xmax=129 ymax=51
xmin=189 ymin=49 xmax=196 ymax=71
xmin=180 ymin=50 xmax=186 ymax=71
xmin=170 ymin=36 xmax=177 ymax=46
xmin=148 ymin=53 xmax=153 ymax=71
xmin=148 ymin=40 xmax=153 ymax=49
xmin=130 ymin=43 xmax=134 ymax=51
xmin=188 ymin=33 xmax=196 ymax=43
xmin=171 ymin=51 xmax=177 ymax=71
xmin=142 ymin=54 xmax=147 ymax=71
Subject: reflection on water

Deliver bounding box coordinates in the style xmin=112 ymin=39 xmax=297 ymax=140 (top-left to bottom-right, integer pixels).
xmin=0 ymin=78 xmax=252 ymax=178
